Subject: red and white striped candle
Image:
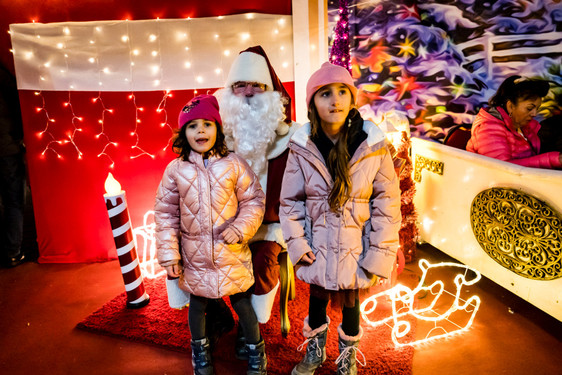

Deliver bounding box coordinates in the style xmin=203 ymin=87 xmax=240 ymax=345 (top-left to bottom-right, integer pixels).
xmin=103 ymin=173 xmax=150 ymax=308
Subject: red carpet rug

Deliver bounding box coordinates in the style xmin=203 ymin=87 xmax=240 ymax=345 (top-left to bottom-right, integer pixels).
xmin=77 ymin=277 xmax=414 ymax=374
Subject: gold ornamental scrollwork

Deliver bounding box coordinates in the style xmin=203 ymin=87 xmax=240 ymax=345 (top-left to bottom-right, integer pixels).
xmin=470 ymin=188 xmax=562 ymax=280
xmin=414 ymin=155 xmax=444 ymax=183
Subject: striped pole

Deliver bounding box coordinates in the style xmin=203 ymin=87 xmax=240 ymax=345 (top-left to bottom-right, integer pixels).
xmin=104 ymin=173 xmax=149 ymax=308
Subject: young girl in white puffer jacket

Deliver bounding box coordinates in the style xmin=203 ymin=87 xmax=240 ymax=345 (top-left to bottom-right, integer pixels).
xmin=155 ymin=94 xmax=267 ymax=375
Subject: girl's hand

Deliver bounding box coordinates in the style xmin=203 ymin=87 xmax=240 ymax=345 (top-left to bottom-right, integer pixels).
xmin=222 ymin=227 xmax=239 ymax=244
xmin=299 ymin=251 xmax=316 ymax=265
xmin=165 ymin=264 xmax=181 ymax=278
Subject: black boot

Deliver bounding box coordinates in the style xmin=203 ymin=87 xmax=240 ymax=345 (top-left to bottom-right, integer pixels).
xmin=246 ymin=339 xmax=267 ymax=375
xmin=191 ymin=337 xmax=214 ymax=375
xmin=205 ymin=298 xmax=235 ymax=350
xmin=235 ymin=325 xmax=248 ymax=360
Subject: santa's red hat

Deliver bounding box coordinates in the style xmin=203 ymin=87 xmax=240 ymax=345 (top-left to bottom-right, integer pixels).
xmin=225 ymin=45 xmax=292 ymax=128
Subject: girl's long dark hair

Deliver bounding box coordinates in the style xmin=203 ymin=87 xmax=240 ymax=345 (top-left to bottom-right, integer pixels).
xmin=308 ymin=101 xmax=362 ymax=212
xmin=489 ymin=75 xmax=550 ymax=110
xmin=172 ymin=122 xmax=229 ymax=161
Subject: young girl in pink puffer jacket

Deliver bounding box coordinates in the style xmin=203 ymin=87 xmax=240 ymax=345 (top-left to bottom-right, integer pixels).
xmin=154 ymin=95 xmax=267 ymax=375
xmin=280 ymin=63 xmax=401 ymax=375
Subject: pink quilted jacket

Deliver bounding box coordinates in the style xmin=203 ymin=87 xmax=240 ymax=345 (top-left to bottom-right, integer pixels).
xmin=154 ymin=151 xmax=265 ymax=299
xmin=466 ymin=107 xmax=561 ymax=169
xmin=280 ymin=121 xmax=401 ymax=290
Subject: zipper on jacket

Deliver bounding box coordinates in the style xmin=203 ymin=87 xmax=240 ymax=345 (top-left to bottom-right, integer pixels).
xmin=202 ymin=162 xmax=215 ymax=267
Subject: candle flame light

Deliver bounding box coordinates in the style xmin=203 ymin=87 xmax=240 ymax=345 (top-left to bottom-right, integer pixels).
xmin=104 ymin=172 xmax=122 ymax=195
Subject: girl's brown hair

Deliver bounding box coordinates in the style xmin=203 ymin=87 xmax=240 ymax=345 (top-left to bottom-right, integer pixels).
xmin=308 ymin=101 xmax=362 ymax=212
xmin=172 ymin=122 xmax=229 ymax=161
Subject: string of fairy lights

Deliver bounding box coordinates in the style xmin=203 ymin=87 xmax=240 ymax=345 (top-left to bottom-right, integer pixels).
xmin=10 ymin=14 xmax=293 ymax=167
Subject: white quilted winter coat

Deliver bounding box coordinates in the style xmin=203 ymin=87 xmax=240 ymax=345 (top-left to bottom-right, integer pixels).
xmin=155 ymin=151 xmax=265 ymax=299
xmin=280 ymin=121 xmax=401 ymax=291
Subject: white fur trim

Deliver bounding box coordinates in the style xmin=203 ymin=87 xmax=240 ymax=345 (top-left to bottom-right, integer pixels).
xmin=362 ymin=120 xmax=386 ymax=146
xmin=250 ymin=222 xmax=286 ymax=248
xmin=251 ymin=281 xmax=280 ymax=323
xmin=276 ymin=121 xmax=290 ymax=136
xmin=225 ymin=52 xmax=273 ymax=90
xmin=291 ymin=122 xmax=312 ymax=148
xmin=337 ymin=324 xmax=363 ymax=341
xmin=267 ymin=121 xmax=301 ymax=160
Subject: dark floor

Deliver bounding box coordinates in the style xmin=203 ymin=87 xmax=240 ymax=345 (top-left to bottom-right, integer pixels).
xmin=1 ymin=209 xmax=561 ymax=374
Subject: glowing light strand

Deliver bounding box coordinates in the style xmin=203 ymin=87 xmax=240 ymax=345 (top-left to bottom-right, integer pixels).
xmin=93 ymin=93 xmax=117 ymax=168
xmin=156 ymin=90 xmax=175 ymax=151
xmin=361 ymin=259 xmax=482 ymax=347
xmin=125 ymin=20 xmax=154 ymax=160
xmin=62 ymin=91 xmax=84 ymax=159
xmin=32 ymin=23 xmax=63 ymax=159
xmin=128 ymin=92 xmax=154 ymax=159
xmin=34 ymin=91 xmax=62 ymax=157
xmin=132 ymin=210 xmax=165 ymax=279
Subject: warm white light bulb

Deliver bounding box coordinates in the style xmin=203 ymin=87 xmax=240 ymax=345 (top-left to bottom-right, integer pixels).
xmin=104 ymin=172 xmax=122 ymax=195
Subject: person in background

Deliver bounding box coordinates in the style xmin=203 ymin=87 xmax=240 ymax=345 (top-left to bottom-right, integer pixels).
xmin=154 ymin=95 xmax=267 ymax=375
xmin=280 ymin=62 xmax=401 ymax=375
xmin=466 ymin=75 xmax=561 ymax=169
xmin=0 ymin=64 xmax=26 ymax=268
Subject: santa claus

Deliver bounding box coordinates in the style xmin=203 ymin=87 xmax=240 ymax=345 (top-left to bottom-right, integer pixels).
xmin=212 ymin=45 xmax=300 ymax=356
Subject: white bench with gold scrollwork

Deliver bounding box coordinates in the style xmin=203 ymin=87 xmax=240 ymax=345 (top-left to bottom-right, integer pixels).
xmin=411 ymin=137 xmax=562 ymax=322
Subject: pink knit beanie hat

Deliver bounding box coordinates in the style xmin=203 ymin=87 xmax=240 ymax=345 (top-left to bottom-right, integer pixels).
xmin=178 ymin=94 xmax=222 ymax=128
xmin=305 ymin=62 xmax=357 ymax=108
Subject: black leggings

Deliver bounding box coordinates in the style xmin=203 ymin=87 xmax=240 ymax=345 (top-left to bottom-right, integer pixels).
xmin=189 ymin=291 xmax=260 ymax=344
xmin=308 ymin=295 xmax=360 ymax=337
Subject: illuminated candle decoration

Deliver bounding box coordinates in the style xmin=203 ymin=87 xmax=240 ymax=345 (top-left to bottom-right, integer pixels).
xmin=361 ymin=259 xmax=481 ymax=347
xmin=103 ymin=172 xmax=150 ymax=308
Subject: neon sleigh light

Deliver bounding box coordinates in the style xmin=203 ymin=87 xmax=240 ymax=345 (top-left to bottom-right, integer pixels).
xmin=132 ymin=210 xmax=166 ymax=279
xmin=361 ymin=259 xmax=482 ymax=347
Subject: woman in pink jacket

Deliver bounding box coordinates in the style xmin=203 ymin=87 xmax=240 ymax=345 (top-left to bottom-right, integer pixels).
xmin=466 ymin=75 xmax=561 ymax=169
xmin=280 ymin=63 xmax=401 ymax=375
xmin=154 ymin=95 xmax=266 ymax=375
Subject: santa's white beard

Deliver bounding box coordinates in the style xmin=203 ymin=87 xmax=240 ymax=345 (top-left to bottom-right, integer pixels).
xmin=215 ymin=89 xmax=285 ymax=175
